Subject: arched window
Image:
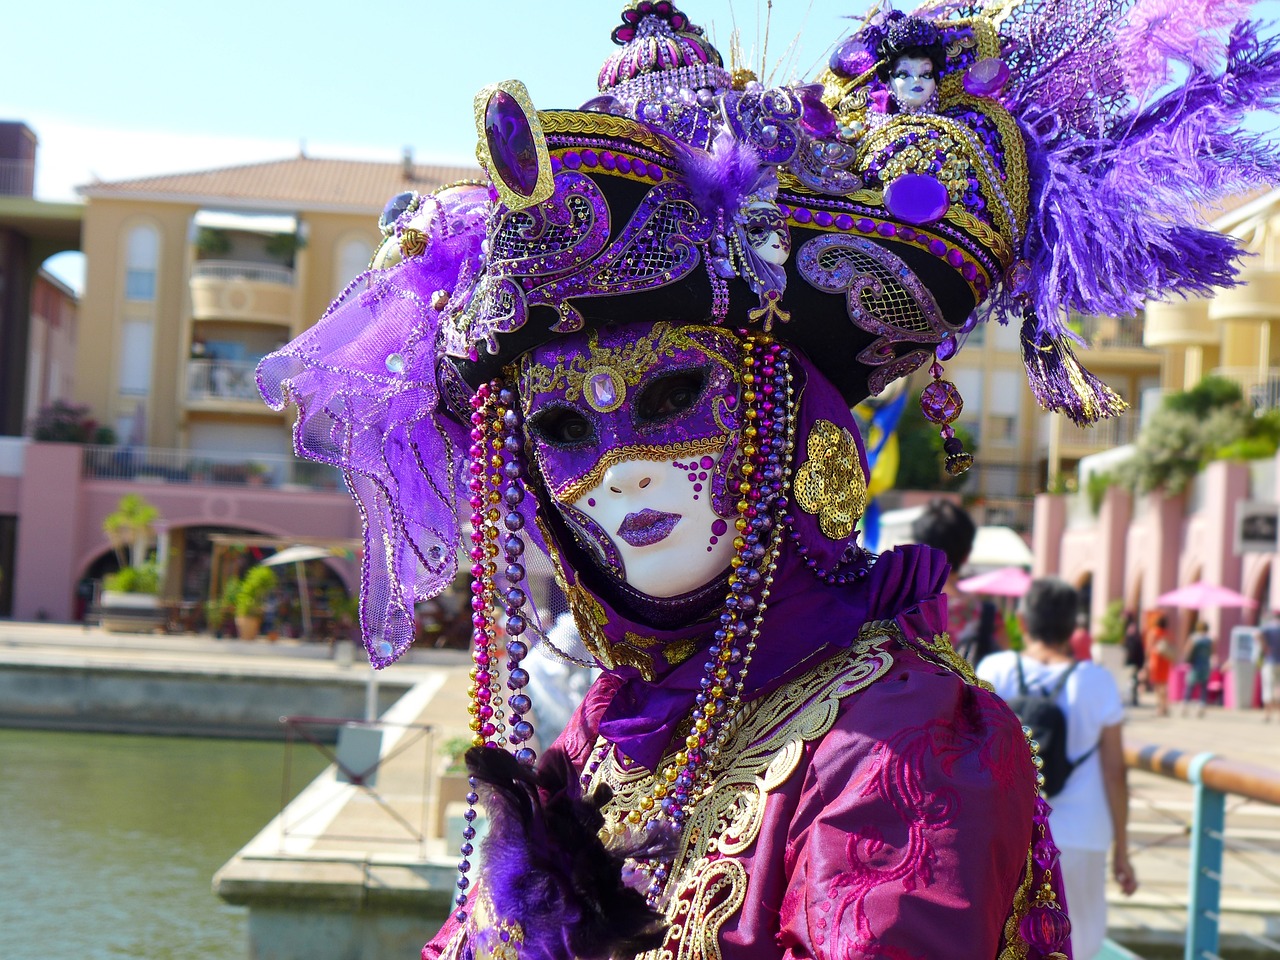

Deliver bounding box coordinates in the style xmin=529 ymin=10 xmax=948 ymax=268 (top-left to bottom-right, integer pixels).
xmin=124 ymin=224 xmax=159 ymax=302
xmin=334 ymin=236 xmax=373 ymax=297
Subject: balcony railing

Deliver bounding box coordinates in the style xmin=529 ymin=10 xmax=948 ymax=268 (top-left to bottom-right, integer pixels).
xmin=187 ymin=358 xmax=263 ymax=403
xmin=0 ymin=158 xmax=35 ymax=197
xmin=1075 ymin=313 xmax=1152 ymax=351
xmin=1212 ymin=366 xmax=1280 ymax=411
xmin=191 ymin=260 xmax=294 ymax=285
xmin=1060 ymin=414 xmax=1140 ymax=451
xmin=81 ymin=444 xmax=344 ymax=492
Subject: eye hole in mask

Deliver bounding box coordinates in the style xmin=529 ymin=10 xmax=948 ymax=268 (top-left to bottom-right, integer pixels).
xmin=634 ymin=369 xmax=707 ymax=425
xmin=527 ymin=406 xmax=595 ymax=447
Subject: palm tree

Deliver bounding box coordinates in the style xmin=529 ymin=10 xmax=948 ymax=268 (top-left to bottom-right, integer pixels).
xmin=102 ymin=493 xmax=160 ymax=570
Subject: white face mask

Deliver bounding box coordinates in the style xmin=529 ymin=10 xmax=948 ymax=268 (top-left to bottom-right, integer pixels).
xmin=744 ymin=200 xmax=791 ymax=266
xmin=890 ymin=55 xmax=937 ymax=111
xmin=570 ymin=451 xmax=736 ymax=598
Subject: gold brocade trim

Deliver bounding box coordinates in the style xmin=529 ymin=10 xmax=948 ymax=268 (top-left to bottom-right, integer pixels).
xmin=998 ymin=849 xmax=1037 ymax=960
xmin=590 ymin=623 xmax=902 ymax=957
xmin=549 ymin=436 xmax=728 ymax=505
xmin=856 ymin=112 xmax=1019 ymax=246
xmin=793 ymin=419 xmax=868 ymax=540
xmin=518 ymin=323 xmax=739 ymax=415
xmin=539 ymin=110 xmax=679 ymax=160
xmin=945 ymin=92 xmax=1030 ymax=233
xmin=919 ymin=632 xmax=996 ymax=693
xmin=942 ymin=205 xmax=1014 ymax=268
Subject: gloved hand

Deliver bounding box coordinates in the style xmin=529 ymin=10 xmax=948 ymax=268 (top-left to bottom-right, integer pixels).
xmin=464 ymin=745 xmax=672 ymax=960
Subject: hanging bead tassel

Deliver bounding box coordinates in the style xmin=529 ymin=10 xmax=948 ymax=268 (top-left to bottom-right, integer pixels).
xmin=919 ymin=356 xmax=972 ymax=476
xmin=1019 ymin=795 xmax=1072 ymax=959
xmin=494 ymin=383 xmax=537 ymax=767
xmin=455 ymin=378 xmax=507 ymax=923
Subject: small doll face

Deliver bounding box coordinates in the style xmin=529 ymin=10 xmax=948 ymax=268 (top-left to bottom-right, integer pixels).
xmin=890 ymin=55 xmax=937 ymax=110
xmin=519 ymin=322 xmax=742 ymax=598
xmin=743 ymin=200 xmax=791 ymax=266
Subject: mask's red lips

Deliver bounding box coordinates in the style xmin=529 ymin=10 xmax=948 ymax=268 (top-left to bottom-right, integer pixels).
xmin=617 ymin=509 xmax=681 ymax=547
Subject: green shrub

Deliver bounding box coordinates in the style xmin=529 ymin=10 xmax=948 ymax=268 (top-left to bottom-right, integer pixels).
xmin=1097 ymin=599 xmax=1126 ymax=645
xmin=1085 ymin=470 xmax=1115 ymax=515
xmin=104 ymin=561 xmax=160 ymax=594
xmin=234 ymin=567 xmax=277 ymax=617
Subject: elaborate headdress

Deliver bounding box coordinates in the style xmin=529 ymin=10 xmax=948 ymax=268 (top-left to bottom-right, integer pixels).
xmin=258 ymin=0 xmax=1279 ymax=949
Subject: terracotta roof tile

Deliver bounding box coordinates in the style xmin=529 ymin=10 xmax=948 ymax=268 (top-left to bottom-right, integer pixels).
xmin=80 ymin=156 xmax=483 ymax=213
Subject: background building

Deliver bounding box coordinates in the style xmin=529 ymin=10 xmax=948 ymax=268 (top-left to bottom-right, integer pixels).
xmin=3 ymin=149 xmax=478 ymax=623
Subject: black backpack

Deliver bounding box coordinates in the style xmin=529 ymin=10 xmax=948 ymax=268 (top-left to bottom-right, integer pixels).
xmin=1008 ymin=658 xmax=1095 ymax=798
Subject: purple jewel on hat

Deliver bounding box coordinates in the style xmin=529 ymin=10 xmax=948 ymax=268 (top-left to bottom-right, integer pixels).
xmin=883 ymin=174 xmax=950 ymax=225
xmin=485 ymin=91 xmax=539 ymax=197
xmin=963 ymin=58 xmax=1011 ymax=97
xmin=474 ymin=80 xmax=553 ymax=211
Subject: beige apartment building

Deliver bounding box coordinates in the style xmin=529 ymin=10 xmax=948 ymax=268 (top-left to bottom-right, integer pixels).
xmin=76 ymin=154 xmax=477 ymax=455
xmin=4 ymin=153 xmax=480 ymax=623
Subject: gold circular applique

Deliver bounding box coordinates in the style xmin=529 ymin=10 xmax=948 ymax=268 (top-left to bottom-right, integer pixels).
xmin=793 ymin=419 xmax=868 ymax=540
xmin=398 ymin=227 xmax=427 ymax=260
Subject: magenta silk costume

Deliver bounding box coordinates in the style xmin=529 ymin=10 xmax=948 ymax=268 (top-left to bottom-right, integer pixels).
xmin=258 ymin=1 xmax=1280 ymax=958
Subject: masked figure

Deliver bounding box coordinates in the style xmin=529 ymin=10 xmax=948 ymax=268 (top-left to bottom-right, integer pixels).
xmin=259 ymin=2 xmax=1280 ymax=957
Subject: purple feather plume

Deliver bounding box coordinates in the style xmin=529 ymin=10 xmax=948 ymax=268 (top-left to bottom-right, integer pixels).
xmin=987 ymin=18 xmax=1280 ymax=348
xmin=676 ymin=130 xmax=769 ymax=222
xmin=1117 ymin=0 xmax=1254 ymax=94
xmin=467 ymin=747 xmax=673 ymax=960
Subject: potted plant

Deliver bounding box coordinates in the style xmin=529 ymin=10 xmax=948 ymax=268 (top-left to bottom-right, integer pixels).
xmin=99 ymin=494 xmax=164 ymax=632
xmin=234 ymin=566 xmax=277 ymax=641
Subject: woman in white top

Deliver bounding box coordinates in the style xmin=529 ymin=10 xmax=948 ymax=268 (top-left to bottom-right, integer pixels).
xmin=978 ymin=577 xmax=1138 ymax=960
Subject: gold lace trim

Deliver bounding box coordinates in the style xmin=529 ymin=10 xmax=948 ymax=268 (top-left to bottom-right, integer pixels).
xmin=998 ymin=849 xmax=1036 ymax=960
xmin=590 ymin=622 xmax=901 ymax=957
xmin=919 ymin=632 xmax=996 ymax=692
xmin=518 ymin=323 xmax=739 ymax=415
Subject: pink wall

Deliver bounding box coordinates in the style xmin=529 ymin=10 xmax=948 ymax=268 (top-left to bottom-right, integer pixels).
xmin=12 ymin=442 xmax=360 ymax=621
xmin=1038 ymin=456 xmax=1277 ymax=659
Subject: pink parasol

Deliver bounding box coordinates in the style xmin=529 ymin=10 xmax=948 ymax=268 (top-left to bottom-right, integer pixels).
xmin=957 ymin=566 xmax=1032 ymax=597
xmin=1156 ymin=582 xmax=1257 ymax=610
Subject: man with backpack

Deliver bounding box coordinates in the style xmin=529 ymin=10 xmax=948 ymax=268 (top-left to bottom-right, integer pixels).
xmin=978 ymin=577 xmax=1138 ymax=959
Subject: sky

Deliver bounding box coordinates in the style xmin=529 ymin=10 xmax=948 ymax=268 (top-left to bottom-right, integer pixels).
xmin=6 ymin=0 xmax=1280 ymax=291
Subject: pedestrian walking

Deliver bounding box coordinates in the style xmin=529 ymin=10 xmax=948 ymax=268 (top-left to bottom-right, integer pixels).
xmin=1123 ymin=611 xmax=1144 ymax=707
xmin=1070 ymin=613 xmax=1093 ymax=662
xmin=1145 ymin=614 xmax=1173 ymax=717
xmin=1182 ymin=621 xmax=1214 ymax=718
xmin=979 ymin=579 xmax=1138 ymax=960
xmin=1260 ymin=615 xmax=1280 ymax=722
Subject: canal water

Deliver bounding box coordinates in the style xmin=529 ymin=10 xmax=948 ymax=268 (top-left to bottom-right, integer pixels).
xmin=0 ymin=729 xmax=327 ymax=960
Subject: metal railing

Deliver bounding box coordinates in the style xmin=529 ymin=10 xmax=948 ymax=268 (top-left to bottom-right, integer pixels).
xmin=191 ymin=260 xmax=294 ymax=285
xmin=1212 ymin=367 xmax=1280 ymax=412
xmin=1123 ymin=741 xmax=1280 ymax=960
xmin=187 ymin=358 xmax=262 ymax=403
xmin=1075 ymin=313 xmax=1153 ymax=351
xmin=80 ymin=444 xmax=345 ymax=492
xmin=1061 ymin=415 xmax=1140 ymax=451
xmin=0 ymin=158 xmax=35 ymax=196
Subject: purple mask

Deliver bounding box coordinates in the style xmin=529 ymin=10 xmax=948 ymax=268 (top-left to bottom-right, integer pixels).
xmin=518 ymin=321 xmax=743 ymax=596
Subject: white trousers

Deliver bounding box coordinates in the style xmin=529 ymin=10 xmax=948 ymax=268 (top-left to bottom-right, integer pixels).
xmin=1059 ymin=846 xmax=1108 ymax=960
